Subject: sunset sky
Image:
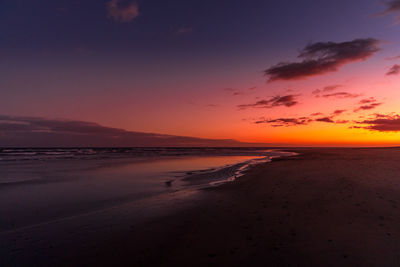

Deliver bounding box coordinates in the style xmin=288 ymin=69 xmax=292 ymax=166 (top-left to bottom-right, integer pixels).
xmin=1 ymin=0 xmax=400 ymax=146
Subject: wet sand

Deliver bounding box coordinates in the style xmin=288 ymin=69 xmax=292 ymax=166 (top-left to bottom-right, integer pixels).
xmin=3 ymin=148 xmax=400 ymax=266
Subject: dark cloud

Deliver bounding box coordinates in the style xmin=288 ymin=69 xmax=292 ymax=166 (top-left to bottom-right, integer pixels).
xmin=321 ymin=92 xmax=361 ymax=99
xmin=265 ymin=38 xmax=380 ymax=81
xmin=386 ymin=64 xmax=400 ymax=75
xmin=323 ymin=85 xmax=342 ymax=92
xmin=354 ymin=98 xmax=383 ymax=112
xmin=354 ymin=103 xmax=382 ymax=112
xmin=0 ymin=115 xmax=124 ymax=135
xmin=310 ymin=112 xmax=324 ymax=116
xmin=332 ymin=109 xmax=346 ymax=116
xmin=312 ymin=90 xmax=321 ymax=95
xmin=238 ymin=95 xmax=298 ymax=109
xmin=379 ymin=1 xmax=400 ymax=23
xmin=0 ymin=115 xmax=253 ymax=147
xmin=355 ymin=114 xmax=400 ymax=132
xmin=254 ymin=109 xmax=348 ymax=127
xmin=224 ymin=87 xmax=243 ymax=96
xmin=312 ymin=84 xmax=342 ymax=96
xmin=313 ymin=110 xmax=346 ymax=123
xmin=359 ymin=97 xmax=377 ymax=104
xmin=224 ymin=86 xmax=257 ymax=96
xmin=254 ymin=117 xmax=312 ymax=127
xmin=233 ymin=91 xmax=245 ymax=96
xmin=107 ymin=0 xmax=139 ymax=23
xmin=315 ymin=117 xmax=335 ymax=123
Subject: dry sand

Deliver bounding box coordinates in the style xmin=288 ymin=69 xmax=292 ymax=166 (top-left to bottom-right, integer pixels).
xmin=2 ymin=148 xmax=400 ymax=266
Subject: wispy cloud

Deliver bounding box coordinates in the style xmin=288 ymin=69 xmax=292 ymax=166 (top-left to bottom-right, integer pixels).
xmin=378 ymin=1 xmax=400 ymax=24
xmin=354 ymin=98 xmax=383 ymax=112
xmin=107 ymin=0 xmax=139 ymax=23
xmin=359 ymin=97 xmax=377 ymax=104
xmin=238 ymin=95 xmax=298 ymax=109
xmin=224 ymin=86 xmax=257 ymax=96
xmin=310 ymin=112 xmax=324 ymax=116
xmin=386 ymin=55 xmax=400 ymax=60
xmin=321 ymin=92 xmax=361 ymax=99
xmin=0 ymin=115 xmax=130 ymax=135
xmin=386 ymin=64 xmax=400 ymax=75
xmin=312 ymin=84 xmax=342 ymax=96
xmin=254 ymin=117 xmax=312 ymax=127
xmin=354 ymin=103 xmax=382 ymax=112
xmin=254 ymin=108 xmax=348 ymax=127
xmin=265 ymin=38 xmax=380 ymax=81
xmin=254 ymin=115 xmax=348 ymax=127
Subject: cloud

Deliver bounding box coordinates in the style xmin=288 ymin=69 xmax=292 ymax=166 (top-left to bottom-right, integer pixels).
xmin=314 ymin=109 xmax=346 ymax=123
xmin=233 ymin=92 xmax=245 ymax=96
xmin=354 ymin=103 xmax=382 ymax=112
xmin=359 ymin=97 xmax=377 ymax=104
xmin=0 ymin=115 xmax=128 ymax=135
xmin=386 ymin=64 xmax=400 ymax=75
xmin=311 ymin=90 xmax=321 ymax=95
xmin=238 ymin=95 xmax=299 ymax=109
xmin=312 ymin=84 xmax=342 ymax=96
xmin=254 ymin=108 xmax=349 ymax=127
xmin=386 ymin=55 xmax=400 ymax=60
xmin=378 ymin=1 xmax=400 ymax=23
xmin=355 ymin=114 xmax=400 ymax=132
xmin=254 ymin=115 xmax=348 ymax=127
xmin=0 ymin=115 xmax=251 ymax=147
xmin=254 ymin=117 xmax=312 ymax=127
xmin=354 ymin=98 xmax=383 ymax=112
xmin=321 ymin=92 xmax=361 ymax=99
xmin=332 ymin=109 xmax=347 ymax=116
xmin=107 ymin=0 xmax=139 ymax=23
xmin=264 ymin=38 xmax=380 ymax=81
xmin=224 ymin=86 xmax=257 ymax=96
xmin=310 ymin=112 xmax=324 ymax=116
xmin=315 ymin=117 xmax=335 ymax=123
xmin=322 ymin=84 xmax=341 ymax=92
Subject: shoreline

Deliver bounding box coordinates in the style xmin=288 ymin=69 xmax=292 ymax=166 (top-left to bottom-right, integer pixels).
xmin=0 ymin=151 xmax=289 ymax=235
xmin=0 ymin=150 xmax=279 ymax=236
xmin=3 ymin=148 xmax=400 ymax=266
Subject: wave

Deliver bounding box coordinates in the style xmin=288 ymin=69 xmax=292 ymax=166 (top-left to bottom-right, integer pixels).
xmin=178 ymin=151 xmax=297 ymax=188
xmin=0 ymin=147 xmax=283 ymax=162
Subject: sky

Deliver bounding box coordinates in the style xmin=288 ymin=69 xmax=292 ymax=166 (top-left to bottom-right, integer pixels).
xmin=1 ymin=0 xmax=400 ymax=146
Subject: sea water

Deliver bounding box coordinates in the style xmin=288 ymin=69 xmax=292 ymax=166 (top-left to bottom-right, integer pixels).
xmin=0 ymin=147 xmax=294 ymax=232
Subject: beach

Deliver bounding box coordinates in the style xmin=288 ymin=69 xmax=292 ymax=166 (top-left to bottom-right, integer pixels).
xmin=2 ymin=148 xmax=400 ymax=266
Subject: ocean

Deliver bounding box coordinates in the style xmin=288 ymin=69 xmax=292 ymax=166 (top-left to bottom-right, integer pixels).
xmin=0 ymin=147 xmax=294 ymax=232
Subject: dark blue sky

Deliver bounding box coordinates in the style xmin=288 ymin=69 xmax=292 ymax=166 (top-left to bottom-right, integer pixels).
xmin=1 ymin=0 xmax=394 ymax=59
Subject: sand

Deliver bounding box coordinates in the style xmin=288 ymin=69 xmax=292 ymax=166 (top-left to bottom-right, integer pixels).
xmin=2 ymin=148 xmax=400 ymax=266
